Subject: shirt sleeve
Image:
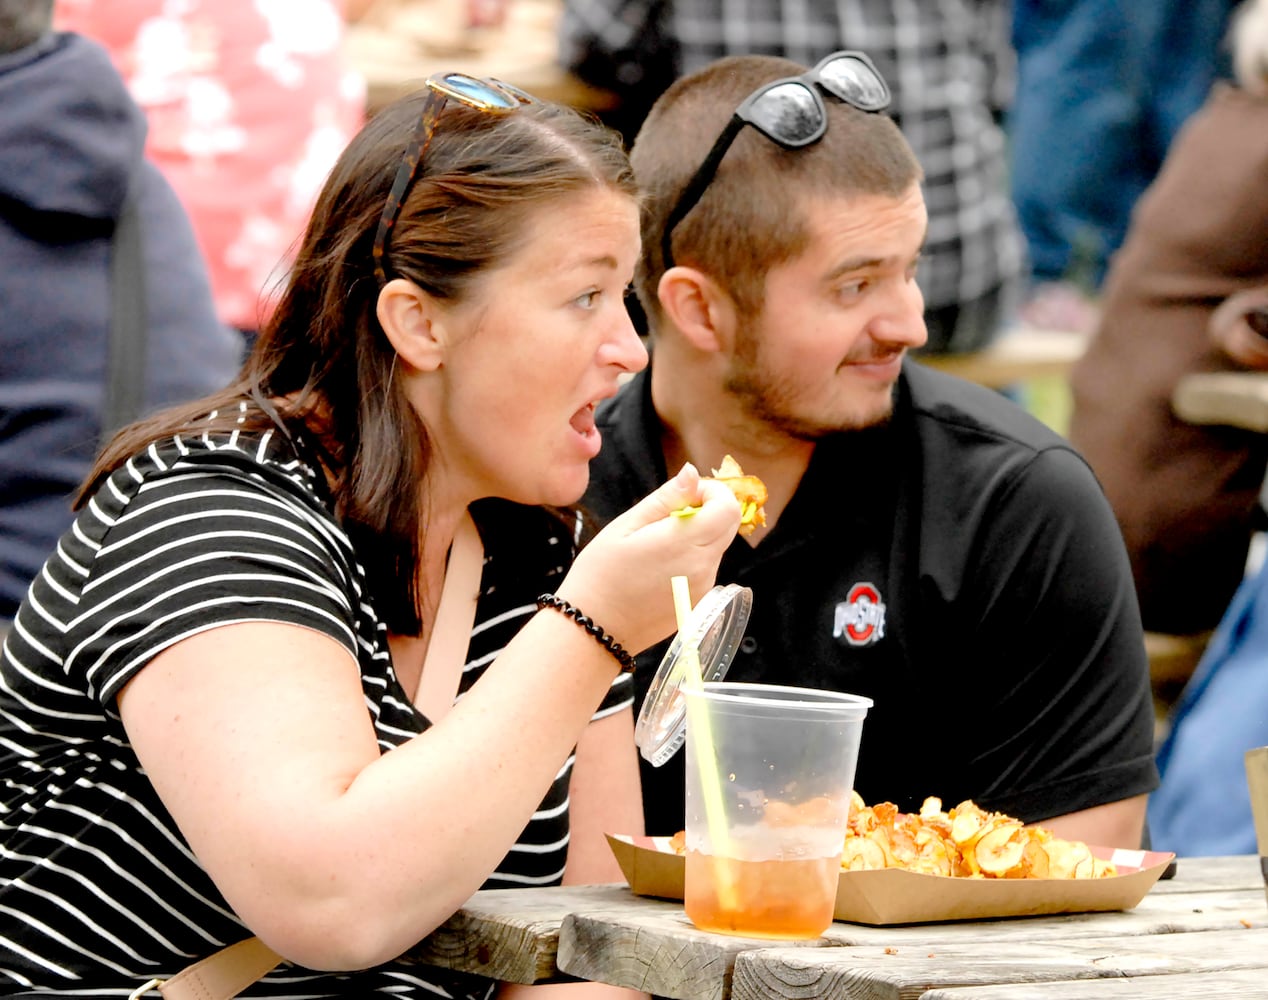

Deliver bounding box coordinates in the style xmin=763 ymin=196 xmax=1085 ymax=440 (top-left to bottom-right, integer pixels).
xmin=65 ymin=465 xmax=359 ymax=710
xmin=954 ymin=446 xmax=1160 ymax=822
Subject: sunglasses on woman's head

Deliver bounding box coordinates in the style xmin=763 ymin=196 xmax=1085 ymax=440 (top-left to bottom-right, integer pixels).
xmin=372 ymin=73 xmax=538 ymax=286
xmin=660 ymin=51 xmax=891 ymax=271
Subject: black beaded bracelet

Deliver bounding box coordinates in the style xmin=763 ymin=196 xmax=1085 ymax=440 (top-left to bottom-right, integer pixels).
xmin=536 ymin=594 xmax=637 ymax=674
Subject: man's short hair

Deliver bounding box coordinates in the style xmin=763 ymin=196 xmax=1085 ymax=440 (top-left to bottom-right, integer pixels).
xmin=0 ymin=0 xmax=54 ymax=55
xmin=630 ymin=54 xmax=922 ymax=326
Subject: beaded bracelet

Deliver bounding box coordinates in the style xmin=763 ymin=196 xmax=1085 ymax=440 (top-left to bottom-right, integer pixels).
xmin=535 ymin=594 xmax=637 ymax=674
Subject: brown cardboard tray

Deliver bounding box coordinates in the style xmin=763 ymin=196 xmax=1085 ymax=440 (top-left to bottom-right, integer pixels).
xmin=606 ymin=834 xmax=1175 ymax=926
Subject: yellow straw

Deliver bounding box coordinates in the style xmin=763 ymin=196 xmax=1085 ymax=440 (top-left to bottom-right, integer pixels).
xmin=671 ymin=576 xmax=737 ymax=908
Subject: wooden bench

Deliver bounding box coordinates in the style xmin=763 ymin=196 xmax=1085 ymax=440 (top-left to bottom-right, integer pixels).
xmin=919 ymin=326 xmax=1089 ymax=390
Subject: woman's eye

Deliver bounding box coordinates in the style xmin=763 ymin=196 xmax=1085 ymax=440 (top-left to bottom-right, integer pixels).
xmin=574 ymin=289 xmax=601 ymax=309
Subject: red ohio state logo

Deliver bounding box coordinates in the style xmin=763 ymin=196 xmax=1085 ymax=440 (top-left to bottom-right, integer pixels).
xmin=833 ymin=582 xmax=886 ymax=647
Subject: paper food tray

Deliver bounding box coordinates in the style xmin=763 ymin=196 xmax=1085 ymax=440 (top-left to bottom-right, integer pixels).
xmin=606 ymin=833 xmax=1175 ymax=926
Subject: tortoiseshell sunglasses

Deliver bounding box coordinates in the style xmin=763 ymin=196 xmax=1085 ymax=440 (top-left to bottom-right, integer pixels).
xmin=371 ymin=73 xmax=537 ymax=286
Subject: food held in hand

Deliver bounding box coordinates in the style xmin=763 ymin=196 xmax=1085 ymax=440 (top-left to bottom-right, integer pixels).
xmin=710 ymin=455 xmax=767 ymax=535
xmin=674 ymin=454 xmax=768 ymax=534
xmin=841 ymin=794 xmax=1116 ymax=879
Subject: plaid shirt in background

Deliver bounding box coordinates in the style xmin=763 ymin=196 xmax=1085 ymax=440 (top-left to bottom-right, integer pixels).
xmin=561 ymin=0 xmax=1023 ymax=315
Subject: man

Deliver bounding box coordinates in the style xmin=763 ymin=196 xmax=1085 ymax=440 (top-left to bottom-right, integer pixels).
xmin=584 ymin=53 xmax=1158 ymax=850
xmin=0 ymin=0 xmax=241 ymax=619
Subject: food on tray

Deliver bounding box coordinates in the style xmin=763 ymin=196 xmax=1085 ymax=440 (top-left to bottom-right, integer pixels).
xmin=841 ymin=793 xmax=1116 ymax=880
xmin=673 ymin=455 xmax=768 ymax=535
xmin=664 ymin=792 xmax=1117 ymax=880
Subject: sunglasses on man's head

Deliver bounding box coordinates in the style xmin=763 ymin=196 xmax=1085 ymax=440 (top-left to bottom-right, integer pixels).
xmin=372 ymin=73 xmax=538 ymax=287
xmin=660 ymin=51 xmax=891 ymax=271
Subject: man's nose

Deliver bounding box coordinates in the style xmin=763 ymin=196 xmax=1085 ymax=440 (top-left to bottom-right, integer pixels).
xmin=871 ymin=279 xmax=928 ymax=350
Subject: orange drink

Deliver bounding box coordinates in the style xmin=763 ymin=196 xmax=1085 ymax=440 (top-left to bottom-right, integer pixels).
xmin=684 ymin=850 xmax=839 ymax=938
xmin=681 ymin=683 xmax=871 ymax=939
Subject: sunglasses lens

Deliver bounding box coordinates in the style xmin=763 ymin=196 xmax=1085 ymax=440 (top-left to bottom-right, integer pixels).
xmin=436 ymin=72 xmax=520 ymax=110
xmin=749 ymin=81 xmax=824 ymax=145
xmin=488 ymin=77 xmax=537 ymax=105
xmin=817 ymin=56 xmax=890 ymax=110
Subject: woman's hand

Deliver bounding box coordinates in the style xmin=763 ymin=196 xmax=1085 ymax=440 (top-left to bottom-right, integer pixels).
xmin=557 ymin=464 xmax=742 ymax=655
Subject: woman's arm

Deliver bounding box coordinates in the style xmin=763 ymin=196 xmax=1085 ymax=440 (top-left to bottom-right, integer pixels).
xmin=495 ymin=707 xmax=650 ymax=1000
xmin=119 ymin=612 xmax=624 ymax=970
xmin=118 ymin=468 xmax=741 ymax=971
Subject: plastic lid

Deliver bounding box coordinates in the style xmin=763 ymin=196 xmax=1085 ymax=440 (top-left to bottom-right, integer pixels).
xmin=634 ymin=583 xmax=753 ymax=767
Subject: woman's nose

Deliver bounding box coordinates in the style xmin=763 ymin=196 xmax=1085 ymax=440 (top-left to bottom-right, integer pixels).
xmin=606 ymin=305 xmax=649 ymax=373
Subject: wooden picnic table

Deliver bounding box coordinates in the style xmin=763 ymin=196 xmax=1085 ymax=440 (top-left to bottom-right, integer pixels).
xmin=918 ymin=327 xmax=1089 ymax=390
xmin=406 ymin=854 xmax=1267 ymax=998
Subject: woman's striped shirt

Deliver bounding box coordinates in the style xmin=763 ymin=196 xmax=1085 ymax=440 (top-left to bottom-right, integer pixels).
xmin=0 ymin=408 xmax=632 ymax=997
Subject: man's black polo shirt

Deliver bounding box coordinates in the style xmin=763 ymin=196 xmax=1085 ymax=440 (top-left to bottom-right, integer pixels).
xmin=585 ymin=360 xmax=1159 ymax=835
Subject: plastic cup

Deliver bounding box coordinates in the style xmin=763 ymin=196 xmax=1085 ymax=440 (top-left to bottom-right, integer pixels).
xmin=682 ymin=682 xmax=872 ymax=939
xmin=1247 ymin=746 xmax=1268 ymax=907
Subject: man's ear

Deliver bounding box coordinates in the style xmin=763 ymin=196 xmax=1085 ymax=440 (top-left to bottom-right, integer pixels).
xmin=376 ymin=278 xmax=445 ymax=372
xmin=657 ymin=266 xmax=737 ymax=353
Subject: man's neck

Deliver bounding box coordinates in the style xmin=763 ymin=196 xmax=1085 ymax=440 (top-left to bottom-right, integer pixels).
xmin=650 ymin=357 xmax=814 ymax=545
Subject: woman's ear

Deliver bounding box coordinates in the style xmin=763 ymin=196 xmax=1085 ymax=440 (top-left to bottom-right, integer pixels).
xmin=657 ymin=266 xmax=737 ymax=353
xmin=376 ymin=278 xmax=445 ymax=372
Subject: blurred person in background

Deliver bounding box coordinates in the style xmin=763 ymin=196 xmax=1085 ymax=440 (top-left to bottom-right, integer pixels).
xmin=561 ymin=0 xmax=1024 ymax=354
xmin=1009 ymin=0 xmax=1242 ymax=332
xmin=1102 ymin=0 xmax=1268 ymax=859
xmin=0 ymin=0 xmax=240 ymax=623
xmin=55 ymin=0 xmax=369 ymax=338
xmin=1069 ymin=0 xmax=1268 ymax=639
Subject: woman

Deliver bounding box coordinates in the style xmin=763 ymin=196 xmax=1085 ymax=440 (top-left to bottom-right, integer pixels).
xmin=0 ymin=75 xmax=741 ymax=997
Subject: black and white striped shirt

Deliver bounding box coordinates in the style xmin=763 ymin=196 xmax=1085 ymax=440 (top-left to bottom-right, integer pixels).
xmin=0 ymin=406 xmax=632 ymax=997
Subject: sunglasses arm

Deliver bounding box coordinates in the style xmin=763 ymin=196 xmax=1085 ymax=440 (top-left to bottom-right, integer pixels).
xmin=660 ymin=114 xmax=746 ymax=271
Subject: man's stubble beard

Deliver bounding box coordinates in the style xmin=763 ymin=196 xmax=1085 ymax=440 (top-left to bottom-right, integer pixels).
xmin=723 ymin=322 xmax=897 ymax=441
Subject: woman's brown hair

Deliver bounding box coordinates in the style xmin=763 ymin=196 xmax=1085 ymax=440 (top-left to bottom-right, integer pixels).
xmin=79 ymin=89 xmax=636 ymax=633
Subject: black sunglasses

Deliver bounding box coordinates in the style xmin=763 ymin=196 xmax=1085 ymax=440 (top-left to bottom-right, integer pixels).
xmin=660 ymin=51 xmax=891 ymax=271
xmin=372 ymin=72 xmax=538 ymax=286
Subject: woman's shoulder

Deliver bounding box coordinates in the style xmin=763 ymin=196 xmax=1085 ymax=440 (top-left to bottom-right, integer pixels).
xmin=102 ymin=412 xmax=328 ymax=511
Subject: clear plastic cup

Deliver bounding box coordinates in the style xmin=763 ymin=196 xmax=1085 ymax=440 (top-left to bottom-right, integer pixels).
xmin=682 ymin=682 xmax=872 ymax=939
